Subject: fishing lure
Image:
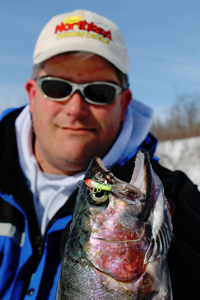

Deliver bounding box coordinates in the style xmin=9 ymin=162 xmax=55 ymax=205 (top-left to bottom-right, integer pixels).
xmin=85 ymin=179 xmax=129 ymax=194
xmin=85 ymin=179 xmax=112 ymax=192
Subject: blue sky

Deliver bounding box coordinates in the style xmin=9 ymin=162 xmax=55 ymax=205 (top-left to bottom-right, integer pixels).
xmin=0 ymin=0 xmax=200 ymax=119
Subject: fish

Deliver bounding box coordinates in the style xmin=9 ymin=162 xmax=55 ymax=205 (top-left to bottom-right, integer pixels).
xmin=56 ymin=150 xmax=173 ymax=299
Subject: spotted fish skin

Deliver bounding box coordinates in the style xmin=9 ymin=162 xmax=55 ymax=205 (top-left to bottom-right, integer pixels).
xmin=56 ymin=150 xmax=173 ymax=299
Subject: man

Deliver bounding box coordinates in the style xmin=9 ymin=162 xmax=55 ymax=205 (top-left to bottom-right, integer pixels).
xmin=0 ymin=9 xmax=200 ymax=300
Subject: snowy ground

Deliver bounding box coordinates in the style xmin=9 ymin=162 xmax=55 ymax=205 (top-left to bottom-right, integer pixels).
xmin=155 ymin=136 xmax=200 ymax=191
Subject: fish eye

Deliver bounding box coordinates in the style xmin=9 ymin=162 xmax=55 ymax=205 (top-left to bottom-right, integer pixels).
xmin=89 ymin=190 xmax=109 ymax=204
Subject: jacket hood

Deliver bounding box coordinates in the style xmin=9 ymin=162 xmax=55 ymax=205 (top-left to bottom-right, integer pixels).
xmin=103 ymin=98 xmax=155 ymax=167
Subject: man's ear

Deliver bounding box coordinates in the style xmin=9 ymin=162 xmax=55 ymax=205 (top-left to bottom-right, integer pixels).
xmin=120 ymin=89 xmax=132 ymax=121
xmin=25 ymin=79 xmax=37 ymax=114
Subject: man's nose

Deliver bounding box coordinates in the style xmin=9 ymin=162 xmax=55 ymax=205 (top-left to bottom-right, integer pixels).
xmin=62 ymin=91 xmax=89 ymax=117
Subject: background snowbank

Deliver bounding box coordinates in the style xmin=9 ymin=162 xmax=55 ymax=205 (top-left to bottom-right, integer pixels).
xmin=155 ymin=136 xmax=200 ymax=191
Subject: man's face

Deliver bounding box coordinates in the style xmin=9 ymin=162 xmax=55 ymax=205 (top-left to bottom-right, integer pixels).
xmin=26 ymin=53 xmax=132 ymax=175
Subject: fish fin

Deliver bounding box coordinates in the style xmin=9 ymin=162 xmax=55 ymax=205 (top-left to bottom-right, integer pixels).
xmin=145 ymin=171 xmax=173 ymax=264
xmin=129 ymin=151 xmax=148 ymax=194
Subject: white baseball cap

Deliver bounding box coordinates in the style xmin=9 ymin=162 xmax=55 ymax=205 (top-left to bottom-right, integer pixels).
xmin=33 ymin=9 xmax=129 ymax=74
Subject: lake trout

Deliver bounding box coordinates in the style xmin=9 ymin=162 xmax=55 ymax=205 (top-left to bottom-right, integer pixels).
xmin=56 ymin=150 xmax=173 ymax=299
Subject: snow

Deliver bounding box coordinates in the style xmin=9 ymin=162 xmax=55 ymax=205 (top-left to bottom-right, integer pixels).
xmin=155 ymin=136 xmax=200 ymax=191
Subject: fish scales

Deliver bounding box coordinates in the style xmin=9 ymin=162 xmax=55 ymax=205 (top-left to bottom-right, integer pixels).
xmin=56 ymin=150 xmax=173 ymax=299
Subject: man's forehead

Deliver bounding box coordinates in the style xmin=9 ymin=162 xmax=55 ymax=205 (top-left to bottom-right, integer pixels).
xmin=38 ymin=53 xmax=120 ymax=84
xmin=41 ymin=52 xmax=115 ymax=74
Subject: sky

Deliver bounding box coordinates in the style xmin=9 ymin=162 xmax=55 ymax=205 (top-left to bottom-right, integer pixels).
xmin=0 ymin=0 xmax=200 ymax=119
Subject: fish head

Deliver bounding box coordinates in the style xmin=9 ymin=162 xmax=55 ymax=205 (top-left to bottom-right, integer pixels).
xmin=68 ymin=150 xmax=172 ymax=283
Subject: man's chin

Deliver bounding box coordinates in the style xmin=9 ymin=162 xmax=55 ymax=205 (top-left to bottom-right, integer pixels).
xmin=60 ymin=148 xmax=103 ymax=173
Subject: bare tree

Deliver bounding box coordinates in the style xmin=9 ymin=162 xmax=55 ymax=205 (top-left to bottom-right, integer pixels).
xmin=151 ymin=92 xmax=200 ymax=141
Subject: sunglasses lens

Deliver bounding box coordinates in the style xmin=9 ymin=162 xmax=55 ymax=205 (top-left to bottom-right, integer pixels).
xmin=41 ymin=80 xmax=72 ymax=99
xmin=84 ymin=84 xmax=116 ymax=104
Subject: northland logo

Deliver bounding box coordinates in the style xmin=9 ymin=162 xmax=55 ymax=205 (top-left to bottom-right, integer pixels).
xmin=55 ymin=15 xmax=112 ymax=40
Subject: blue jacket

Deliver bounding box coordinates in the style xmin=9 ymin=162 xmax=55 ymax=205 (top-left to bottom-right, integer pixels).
xmin=0 ymin=108 xmax=75 ymax=299
xmin=1 ymin=108 xmax=200 ymax=299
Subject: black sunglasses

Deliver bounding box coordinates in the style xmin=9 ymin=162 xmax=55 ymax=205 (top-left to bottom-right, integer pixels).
xmin=36 ymin=76 xmax=122 ymax=105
